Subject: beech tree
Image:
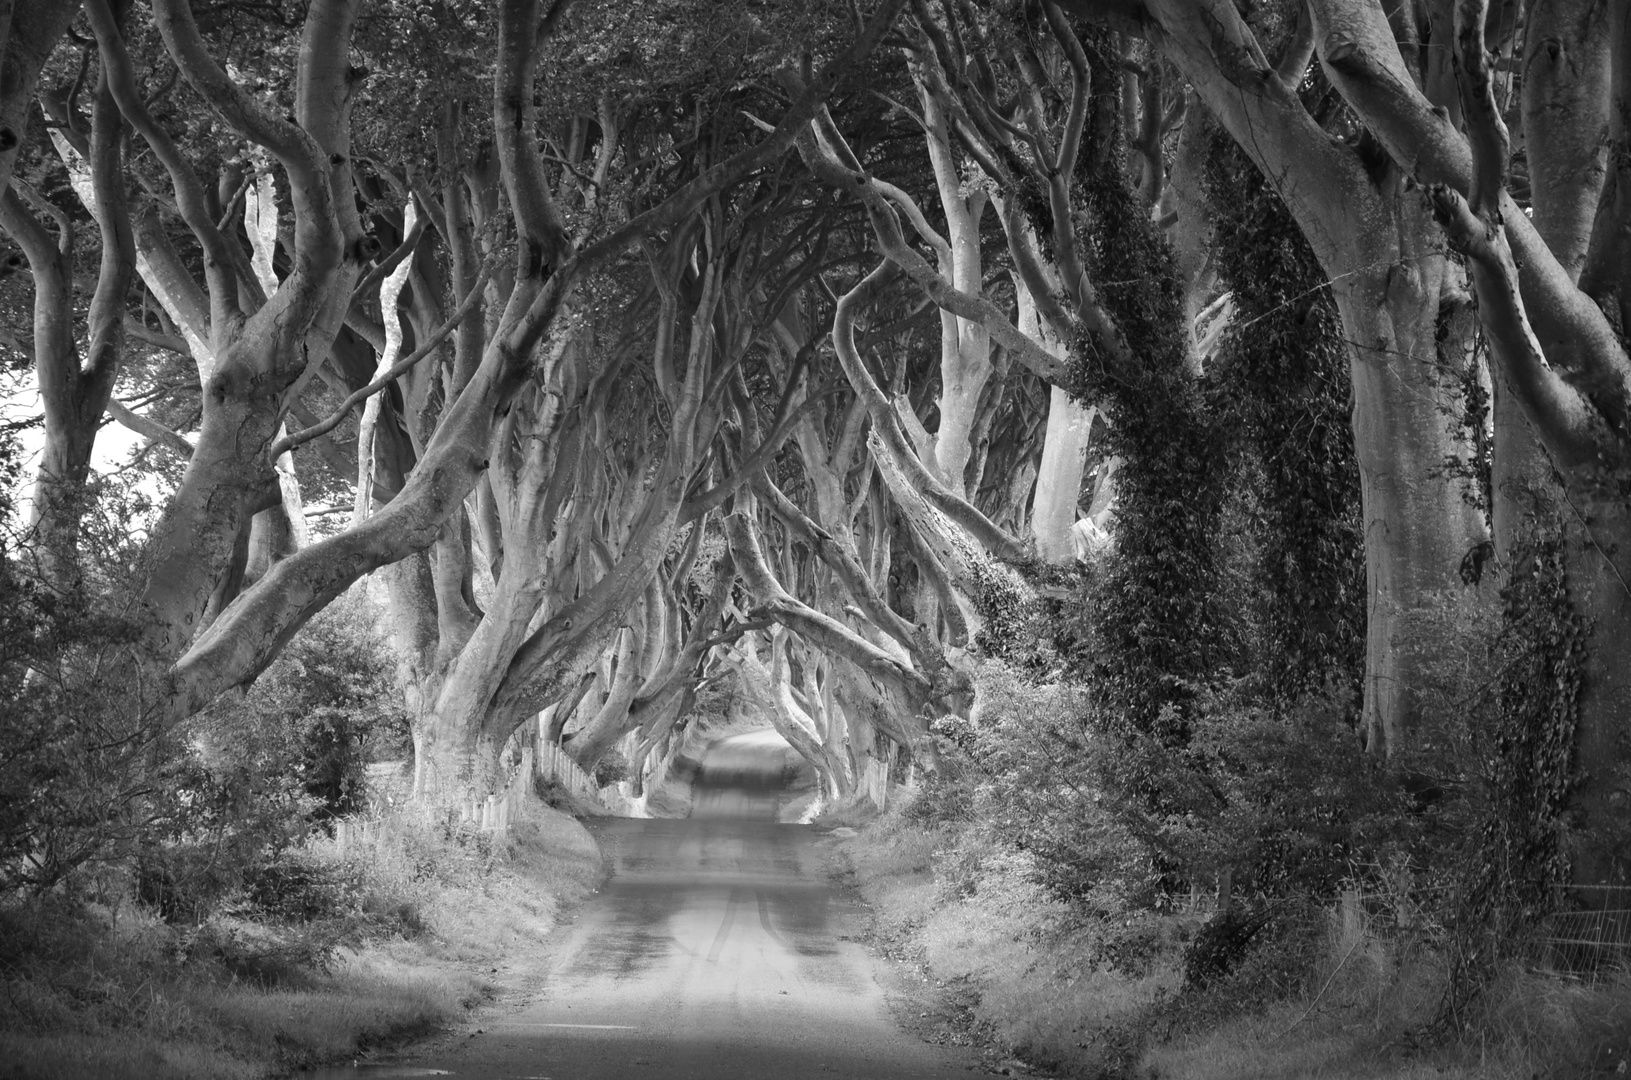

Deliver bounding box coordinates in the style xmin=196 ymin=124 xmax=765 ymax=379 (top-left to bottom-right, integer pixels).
xmin=1048 ymin=0 xmax=1626 ymax=885
xmin=1 ymin=0 xmax=908 ymax=803
xmin=9 ymin=0 xmax=1627 ymax=901
xmin=1 ymin=13 xmax=131 ymax=587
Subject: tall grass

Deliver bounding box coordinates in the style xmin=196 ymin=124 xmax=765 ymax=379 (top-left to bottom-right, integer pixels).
xmin=920 ymin=845 xmax=1181 ymax=1076
xmin=837 ymin=794 xmax=1183 ymax=1074
xmin=0 ymin=798 xmax=601 ymax=1080
xmin=1146 ymin=910 xmax=1631 ymax=1080
xmin=840 ymin=782 xmax=1631 ymax=1080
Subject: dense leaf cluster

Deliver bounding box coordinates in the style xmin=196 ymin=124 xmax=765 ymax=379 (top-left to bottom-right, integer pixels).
xmin=1449 ymin=531 xmax=1587 ymax=1006
xmin=0 ymin=445 xmax=173 ymax=892
xmin=129 ymin=593 xmax=409 ymax=923
xmin=1063 ymin=39 xmax=1232 ymax=742
xmin=935 ymin=664 xmax=1414 ymax=913
xmin=1203 ymin=130 xmax=1365 ymax=701
xmin=0 ymin=417 xmax=404 ymax=910
xmin=194 ymin=594 xmax=408 ymax=824
xmin=953 ymin=49 xmax=1412 ymax=943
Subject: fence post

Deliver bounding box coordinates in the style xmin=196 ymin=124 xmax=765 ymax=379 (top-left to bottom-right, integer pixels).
xmin=1340 ymin=889 xmax=1362 ymax=943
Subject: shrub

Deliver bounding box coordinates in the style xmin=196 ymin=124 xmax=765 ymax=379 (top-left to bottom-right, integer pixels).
xmin=938 ymin=661 xmax=1445 ymax=920
xmin=0 ymin=443 xmax=183 ymax=893
xmin=592 ymin=748 xmax=630 ymax=788
xmin=197 ymin=591 xmax=409 ymax=826
xmin=241 ymin=848 xmax=366 ymax=923
xmin=0 ymin=430 xmax=408 ymax=903
xmin=896 ymin=759 xmax=978 ymax=830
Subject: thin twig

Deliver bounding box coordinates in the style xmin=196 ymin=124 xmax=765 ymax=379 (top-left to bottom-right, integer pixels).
xmin=1267 ymin=933 xmax=1364 ymax=1043
xmin=271 ymin=263 xmax=490 ymax=457
xmin=1556 ymin=481 xmax=1631 ymax=602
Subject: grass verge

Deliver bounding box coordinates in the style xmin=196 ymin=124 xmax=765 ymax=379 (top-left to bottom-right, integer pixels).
xmin=0 ymin=798 xmax=601 ymax=1080
xmin=834 ymin=787 xmax=1631 ymax=1080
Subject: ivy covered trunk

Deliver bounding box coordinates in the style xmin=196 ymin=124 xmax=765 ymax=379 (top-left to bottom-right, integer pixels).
xmin=1203 ymin=132 xmax=1364 ymax=701
xmin=1560 ymin=497 xmax=1631 ymax=888
xmin=1140 ymin=0 xmax=1494 ymax=756
xmin=1069 ymin=115 xmax=1231 ymax=738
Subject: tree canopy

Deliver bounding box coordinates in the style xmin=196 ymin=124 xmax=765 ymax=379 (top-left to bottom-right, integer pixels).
xmin=4 ymin=0 xmax=1630 ymax=968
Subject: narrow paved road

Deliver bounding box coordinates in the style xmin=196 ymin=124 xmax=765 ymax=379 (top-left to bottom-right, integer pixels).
xmin=335 ymin=731 xmax=972 ymax=1079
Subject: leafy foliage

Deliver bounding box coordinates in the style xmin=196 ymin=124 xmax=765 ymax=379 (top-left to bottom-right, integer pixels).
xmin=1448 ymin=530 xmax=1588 ymax=1009
xmin=131 ymin=592 xmax=409 ymax=924
xmin=1482 ymin=539 xmax=1585 ymax=906
xmin=923 ymin=650 xmax=1477 ymax=1025
xmin=1063 ymin=36 xmax=1233 ymax=741
xmin=1204 ymin=129 xmax=1366 ymax=703
xmin=937 ymin=663 xmax=1428 ymax=916
xmin=592 ymin=747 xmax=630 ymax=788
xmin=197 ymin=592 xmax=408 ymax=823
xmin=0 ymin=442 xmax=178 ymax=892
xmin=0 ymin=423 xmax=404 ymax=914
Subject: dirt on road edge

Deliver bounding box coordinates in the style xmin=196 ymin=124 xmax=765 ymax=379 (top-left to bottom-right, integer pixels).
xmin=815 ymin=829 xmax=1039 ymax=1078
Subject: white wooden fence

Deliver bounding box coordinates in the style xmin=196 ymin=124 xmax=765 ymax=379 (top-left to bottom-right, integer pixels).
xmin=332 ymin=728 xmax=661 ymax=848
xmin=642 ymin=735 xmax=680 ymax=796
xmin=332 ymin=815 xmax=381 ymax=852
xmin=457 ymin=744 xmax=534 ymax=830
xmin=534 ymin=737 xmax=640 ymax=814
xmin=333 ymin=746 xmax=537 ymax=849
xmin=534 ymin=740 xmax=600 ymax=801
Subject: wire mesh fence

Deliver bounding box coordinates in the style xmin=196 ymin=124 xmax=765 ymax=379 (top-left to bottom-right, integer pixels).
xmin=1176 ymin=877 xmax=1631 ymax=988
xmin=1530 ymin=884 xmax=1631 ymax=980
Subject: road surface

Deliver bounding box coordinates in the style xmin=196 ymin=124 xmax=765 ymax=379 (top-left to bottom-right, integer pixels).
xmin=319 ymin=730 xmax=973 ymax=1079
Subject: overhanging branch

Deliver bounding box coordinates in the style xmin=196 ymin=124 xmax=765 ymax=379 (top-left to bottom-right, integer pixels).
xmin=272 ymin=264 xmax=490 ymax=457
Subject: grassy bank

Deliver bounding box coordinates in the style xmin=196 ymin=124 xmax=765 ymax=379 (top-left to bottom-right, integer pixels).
xmin=0 ymin=799 xmax=601 ymax=1080
xmin=834 ymin=789 xmax=1631 ymax=1080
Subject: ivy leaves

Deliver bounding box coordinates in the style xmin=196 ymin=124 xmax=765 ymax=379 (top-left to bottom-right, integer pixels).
xmin=1203 ymin=128 xmax=1365 ymax=704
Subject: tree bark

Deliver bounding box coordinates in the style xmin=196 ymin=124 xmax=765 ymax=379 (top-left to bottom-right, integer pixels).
xmin=1032 ymin=387 xmax=1094 ymax=564
xmin=0 ymin=0 xmax=78 ymax=201
xmin=1020 ymin=285 xmax=1095 ymax=564
xmin=731 ymin=631 xmax=854 ymax=803
xmin=1520 ymin=0 xmax=1611 ymax=283
xmin=1334 ymin=196 xmax=1486 ymax=753
xmin=1129 ymin=0 xmax=1487 ymax=753
xmin=1559 ymin=493 xmax=1631 ymax=886
xmin=3 ymin=58 xmax=134 ymax=584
